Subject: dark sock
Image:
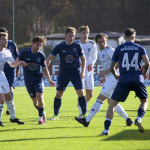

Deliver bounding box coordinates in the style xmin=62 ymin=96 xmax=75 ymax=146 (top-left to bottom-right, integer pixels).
xmin=78 ymin=96 xmax=87 ymax=115
xmin=138 ymin=108 xmax=145 ymax=118
xmin=104 ymin=120 xmax=112 ymax=130
xmin=54 ymin=97 xmax=62 ymax=116
xmin=38 ymin=107 xmax=44 ymax=117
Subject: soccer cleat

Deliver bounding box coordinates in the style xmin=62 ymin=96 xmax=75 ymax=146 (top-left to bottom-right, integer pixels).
xmin=38 ymin=120 xmax=45 ymax=125
xmin=126 ymin=118 xmax=133 ymax=126
xmin=49 ymin=115 xmax=59 ymax=120
xmin=75 ymin=117 xmax=89 ymax=127
xmin=135 ymin=119 xmax=144 ymax=133
xmin=0 ymin=121 xmax=4 ymax=127
xmin=98 ymin=131 xmax=108 ymax=136
xmin=43 ymin=111 xmax=46 ymax=123
xmin=10 ymin=118 xmax=24 ymax=125
xmin=6 ymin=110 xmax=10 ymax=115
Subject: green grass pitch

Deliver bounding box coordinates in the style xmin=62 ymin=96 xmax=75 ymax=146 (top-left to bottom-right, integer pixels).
xmin=0 ymin=87 xmax=150 ymax=150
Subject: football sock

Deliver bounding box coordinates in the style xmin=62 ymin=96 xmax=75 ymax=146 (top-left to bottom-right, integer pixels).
xmin=38 ymin=107 xmax=44 ymax=121
xmin=6 ymin=100 xmax=16 ymax=119
xmin=78 ymin=96 xmax=87 ymax=115
xmin=54 ymin=97 xmax=62 ymax=116
xmin=137 ymin=108 xmax=145 ymax=123
xmin=0 ymin=104 xmax=4 ymax=121
xmin=104 ymin=119 xmax=112 ymax=133
xmin=86 ymin=99 xmax=103 ymax=122
xmin=115 ymin=104 xmax=128 ymax=120
xmin=77 ymin=100 xmax=88 ymax=117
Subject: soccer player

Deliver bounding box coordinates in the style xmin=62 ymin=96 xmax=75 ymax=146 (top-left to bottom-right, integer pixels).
xmin=17 ymin=36 xmax=55 ymax=125
xmin=0 ymin=32 xmax=27 ymax=126
xmin=0 ymin=27 xmax=20 ymax=115
xmin=46 ymin=27 xmax=87 ymax=120
xmin=76 ymin=25 xmax=98 ymax=117
xmin=75 ymin=33 xmax=133 ymax=127
xmin=100 ymin=28 xmax=149 ymax=135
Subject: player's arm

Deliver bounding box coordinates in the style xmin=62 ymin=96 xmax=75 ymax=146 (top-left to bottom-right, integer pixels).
xmin=42 ymin=67 xmax=55 ymax=87
xmin=80 ymin=55 xmax=86 ymax=79
xmin=46 ymin=54 xmax=55 ymax=67
xmin=9 ymin=59 xmax=27 ymax=68
xmin=110 ymin=61 xmax=119 ymax=80
xmin=142 ymin=54 xmax=150 ymax=79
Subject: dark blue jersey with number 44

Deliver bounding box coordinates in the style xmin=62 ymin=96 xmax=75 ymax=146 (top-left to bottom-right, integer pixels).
xmin=51 ymin=41 xmax=83 ymax=74
xmin=112 ymin=42 xmax=147 ymax=82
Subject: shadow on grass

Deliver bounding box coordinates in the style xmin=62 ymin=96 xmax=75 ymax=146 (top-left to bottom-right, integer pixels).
xmin=0 ymin=135 xmax=97 ymax=142
xmin=102 ymin=129 xmax=150 ymax=141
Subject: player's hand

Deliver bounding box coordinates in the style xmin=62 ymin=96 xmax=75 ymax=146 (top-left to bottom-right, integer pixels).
xmin=19 ymin=61 xmax=27 ymax=67
xmin=100 ymin=78 xmax=106 ymax=86
xmin=114 ymin=74 xmax=119 ymax=80
xmin=87 ymin=64 xmax=93 ymax=72
xmin=100 ymin=70 xmax=107 ymax=77
xmin=80 ymin=72 xmax=85 ymax=79
xmin=49 ymin=80 xmax=56 ymax=87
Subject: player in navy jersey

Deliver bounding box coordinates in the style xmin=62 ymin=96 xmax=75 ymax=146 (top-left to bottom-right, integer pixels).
xmin=17 ymin=36 xmax=55 ymax=125
xmin=100 ymin=28 xmax=149 ymax=135
xmin=46 ymin=27 xmax=87 ymax=120
xmin=0 ymin=27 xmax=20 ymax=115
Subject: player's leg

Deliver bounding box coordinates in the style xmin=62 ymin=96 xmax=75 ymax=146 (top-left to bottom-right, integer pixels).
xmin=107 ymin=98 xmax=133 ymax=126
xmin=134 ymin=82 xmax=148 ymax=133
xmin=0 ymin=92 xmax=5 ymax=126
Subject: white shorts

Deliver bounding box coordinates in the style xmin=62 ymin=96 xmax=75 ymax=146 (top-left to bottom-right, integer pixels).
xmin=0 ymin=74 xmax=10 ymax=94
xmin=82 ymin=73 xmax=94 ymax=90
xmin=100 ymin=74 xmax=117 ymax=98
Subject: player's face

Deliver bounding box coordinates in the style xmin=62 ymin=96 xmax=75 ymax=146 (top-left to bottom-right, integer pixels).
xmin=32 ymin=42 xmax=43 ymax=51
xmin=65 ymin=32 xmax=75 ymax=45
xmin=0 ymin=35 xmax=8 ymax=48
xmin=80 ymin=30 xmax=89 ymax=41
xmin=97 ymin=37 xmax=107 ymax=50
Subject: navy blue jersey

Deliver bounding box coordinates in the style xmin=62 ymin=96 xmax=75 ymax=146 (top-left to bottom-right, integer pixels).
xmin=4 ymin=40 xmax=19 ymax=69
xmin=51 ymin=41 xmax=83 ymax=74
xmin=112 ymin=42 xmax=146 ymax=82
xmin=18 ymin=48 xmax=46 ymax=80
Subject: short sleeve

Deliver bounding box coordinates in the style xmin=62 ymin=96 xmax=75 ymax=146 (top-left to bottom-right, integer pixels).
xmin=41 ymin=53 xmax=46 ymax=67
xmin=6 ymin=50 xmax=15 ymax=64
xmin=51 ymin=45 xmax=60 ymax=56
xmin=141 ymin=47 xmax=147 ymax=56
xmin=18 ymin=49 xmax=24 ymax=60
xmin=112 ymin=47 xmax=119 ymax=62
xmin=78 ymin=45 xmax=84 ymax=56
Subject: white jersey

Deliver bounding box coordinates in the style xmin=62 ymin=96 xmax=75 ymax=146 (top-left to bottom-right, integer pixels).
xmin=98 ymin=46 xmax=119 ymax=77
xmin=76 ymin=39 xmax=98 ymax=75
xmin=0 ymin=48 xmax=15 ymax=75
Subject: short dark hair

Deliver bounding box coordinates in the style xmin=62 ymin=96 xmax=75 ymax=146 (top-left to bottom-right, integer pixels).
xmin=0 ymin=27 xmax=8 ymax=33
xmin=65 ymin=27 xmax=76 ymax=35
xmin=125 ymin=28 xmax=136 ymax=37
xmin=32 ymin=36 xmax=46 ymax=45
xmin=95 ymin=33 xmax=108 ymax=43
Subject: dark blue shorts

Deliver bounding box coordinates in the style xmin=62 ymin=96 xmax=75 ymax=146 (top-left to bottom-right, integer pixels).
xmin=4 ymin=68 xmax=16 ymax=87
xmin=25 ymin=79 xmax=44 ymax=98
xmin=111 ymin=82 xmax=148 ymax=102
xmin=56 ymin=73 xmax=83 ymax=91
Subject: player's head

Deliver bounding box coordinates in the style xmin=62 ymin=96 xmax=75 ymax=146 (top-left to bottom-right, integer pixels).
xmin=124 ymin=28 xmax=136 ymax=42
xmin=0 ymin=32 xmax=8 ymax=48
xmin=95 ymin=33 xmax=108 ymax=50
xmin=0 ymin=27 xmax=8 ymax=33
xmin=79 ymin=25 xmax=90 ymax=41
xmin=65 ymin=27 xmax=76 ymax=45
xmin=32 ymin=36 xmax=46 ymax=51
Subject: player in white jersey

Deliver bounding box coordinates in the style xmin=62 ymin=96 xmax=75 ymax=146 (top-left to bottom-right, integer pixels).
xmin=0 ymin=32 xmax=27 ymax=126
xmin=76 ymin=26 xmax=98 ymax=117
xmin=75 ymin=33 xmax=133 ymax=127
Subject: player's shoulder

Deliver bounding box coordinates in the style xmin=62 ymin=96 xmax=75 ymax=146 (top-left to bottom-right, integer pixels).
xmin=8 ymin=40 xmax=16 ymax=46
xmin=20 ymin=47 xmax=31 ymax=54
xmin=105 ymin=45 xmax=115 ymax=51
xmin=3 ymin=47 xmax=11 ymax=52
xmin=88 ymin=40 xmax=95 ymax=44
xmin=75 ymin=39 xmax=80 ymax=44
xmin=38 ymin=50 xmax=46 ymax=57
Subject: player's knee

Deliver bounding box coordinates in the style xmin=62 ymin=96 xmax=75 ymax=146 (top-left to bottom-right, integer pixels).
xmin=141 ymin=98 xmax=148 ymax=103
xmin=56 ymin=91 xmax=64 ymax=98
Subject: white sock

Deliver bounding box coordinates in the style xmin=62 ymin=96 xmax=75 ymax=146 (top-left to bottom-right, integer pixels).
xmin=86 ymin=99 xmax=103 ymax=122
xmin=0 ymin=104 xmax=4 ymax=121
xmin=115 ymin=104 xmax=128 ymax=120
xmin=137 ymin=116 xmax=142 ymax=123
xmin=39 ymin=116 xmax=43 ymax=121
xmin=6 ymin=100 xmax=16 ymax=119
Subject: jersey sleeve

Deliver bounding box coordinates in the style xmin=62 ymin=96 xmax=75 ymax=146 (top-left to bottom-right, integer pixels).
xmin=41 ymin=53 xmax=47 ymax=67
xmin=78 ymin=45 xmax=84 ymax=56
xmin=13 ymin=42 xmax=19 ymax=59
xmin=90 ymin=43 xmax=98 ymax=65
xmin=51 ymin=45 xmax=60 ymax=56
xmin=112 ymin=47 xmax=119 ymax=62
xmin=141 ymin=47 xmax=147 ymax=56
xmin=6 ymin=50 xmax=15 ymax=64
xmin=107 ymin=48 xmax=115 ymax=59
xmin=18 ymin=49 xmax=24 ymax=61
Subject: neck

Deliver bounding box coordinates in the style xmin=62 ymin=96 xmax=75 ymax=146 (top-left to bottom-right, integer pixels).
xmin=80 ymin=38 xmax=88 ymax=44
xmin=31 ymin=47 xmax=38 ymax=54
xmin=65 ymin=41 xmax=72 ymax=45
